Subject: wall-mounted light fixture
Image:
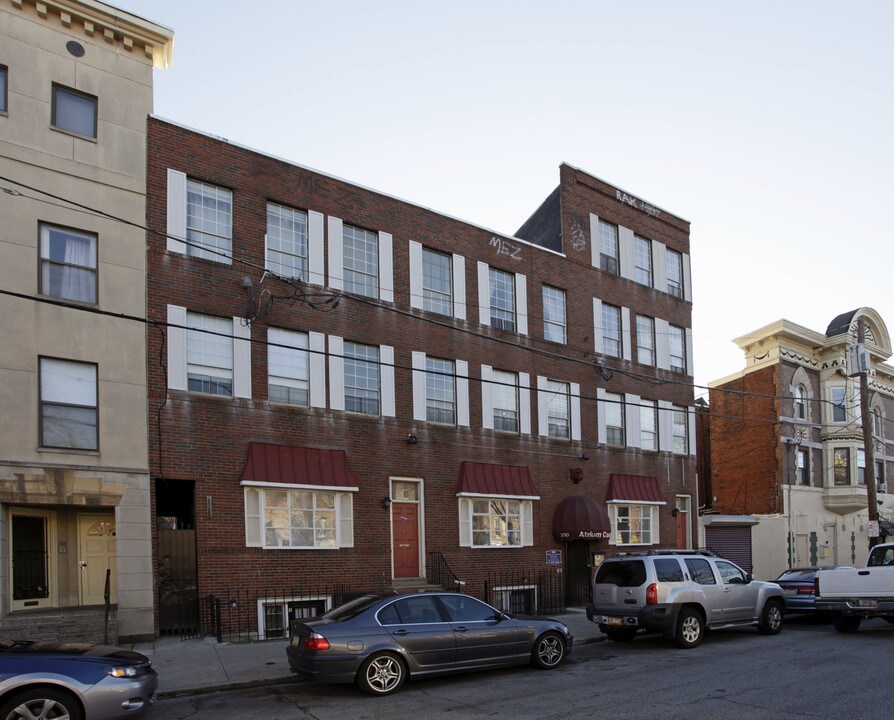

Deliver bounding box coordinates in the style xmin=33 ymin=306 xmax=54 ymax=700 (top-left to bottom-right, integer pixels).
xmin=382 ymin=496 xmax=392 ymax=510
xmin=407 ymin=433 xmax=418 ymax=444
xmin=672 ymin=508 xmax=679 ymax=517
xmin=579 ymin=453 xmax=590 ymax=461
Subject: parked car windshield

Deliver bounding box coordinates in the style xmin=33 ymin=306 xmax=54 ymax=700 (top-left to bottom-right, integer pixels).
xmin=595 ymin=560 xmax=646 ymax=587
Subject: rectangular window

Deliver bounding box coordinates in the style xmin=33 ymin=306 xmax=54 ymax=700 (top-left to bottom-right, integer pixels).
xmin=633 ymin=235 xmax=652 ymax=286
xmin=472 ymin=498 xmax=522 ymax=547
xmin=604 ymin=392 xmax=624 ymax=446
xmin=187 ymin=180 xmax=232 ymax=263
xmin=672 ymin=405 xmax=689 ymax=454
xmin=263 ymin=488 xmax=337 ymax=548
xmin=613 ymin=505 xmax=652 ymax=545
xmin=602 ymin=304 xmax=622 ymax=358
xmin=598 ymin=220 xmax=619 ymax=275
xmin=39 ymin=224 xmax=97 ymax=304
xmin=0 ymin=65 xmax=7 ymax=113
xmin=40 ymin=358 xmax=98 ymax=450
xmin=857 ymin=449 xmax=866 ymax=485
xmin=489 ymin=267 xmax=516 ymax=331
xmin=876 ymin=461 xmax=885 ymax=488
xmin=266 ymin=203 xmax=307 ymax=280
xmin=546 ymin=380 xmax=571 ymax=439
xmin=343 ymin=224 xmax=378 ymax=298
xmin=636 ymin=315 xmax=655 ymax=366
xmin=669 ymin=325 xmax=686 ymax=374
xmin=344 ymin=341 xmax=379 ymax=414
xmin=51 ymin=84 xmax=97 ymax=138
xmin=831 ymin=387 xmax=847 ymax=422
xmin=666 ymin=249 xmax=684 ymax=297
xmin=186 ymin=313 xmax=233 ymax=396
xmin=640 ymin=399 xmax=658 ymax=451
xmin=797 ymin=449 xmax=809 ymax=485
xmin=426 ymin=357 xmax=456 ymax=424
xmin=422 ymin=248 xmax=452 ymax=316
xmin=542 ymin=286 xmax=566 ymax=344
xmin=833 ymin=448 xmax=850 ymax=486
xmin=268 ymin=328 xmax=309 ymax=406
xmin=491 ymin=369 xmax=519 ymax=432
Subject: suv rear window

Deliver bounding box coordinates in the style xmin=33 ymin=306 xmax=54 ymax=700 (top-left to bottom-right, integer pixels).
xmin=595 ymin=560 xmax=646 ymax=587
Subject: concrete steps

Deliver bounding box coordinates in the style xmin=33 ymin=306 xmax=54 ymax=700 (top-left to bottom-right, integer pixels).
xmin=390 ymin=577 xmax=445 ymax=592
xmin=0 ymin=606 xmax=118 ymax=644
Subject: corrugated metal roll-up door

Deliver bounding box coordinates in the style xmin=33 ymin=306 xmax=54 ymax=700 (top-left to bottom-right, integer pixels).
xmin=705 ymin=525 xmax=753 ymax=572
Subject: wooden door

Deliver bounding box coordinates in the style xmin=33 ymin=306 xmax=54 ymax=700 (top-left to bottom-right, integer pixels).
xmin=392 ymin=503 xmax=419 ymax=578
xmin=676 ymin=510 xmax=689 ymax=549
xmin=78 ymin=515 xmax=117 ymax=606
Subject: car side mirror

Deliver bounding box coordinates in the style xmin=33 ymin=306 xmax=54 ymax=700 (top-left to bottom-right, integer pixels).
xmin=745 ymin=573 xmax=753 ymax=583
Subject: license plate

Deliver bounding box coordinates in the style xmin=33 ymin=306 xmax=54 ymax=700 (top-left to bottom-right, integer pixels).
xmin=606 ymin=616 xmax=624 ymax=627
xmin=857 ymin=599 xmax=879 ymax=608
xmin=784 ymin=588 xmax=797 ymax=597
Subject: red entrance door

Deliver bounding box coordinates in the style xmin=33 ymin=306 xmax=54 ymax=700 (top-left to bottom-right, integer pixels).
xmin=676 ymin=510 xmax=688 ymax=549
xmin=392 ymin=503 xmax=419 ymax=578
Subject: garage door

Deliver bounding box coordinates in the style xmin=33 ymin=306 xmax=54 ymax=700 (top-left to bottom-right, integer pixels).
xmin=705 ymin=525 xmax=753 ymax=572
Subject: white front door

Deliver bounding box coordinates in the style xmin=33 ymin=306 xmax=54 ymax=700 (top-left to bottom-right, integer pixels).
xmin=10 ymin=508 xmax=57 ymax=611
xmin=78 ymin=514 xmax=117 ymax=606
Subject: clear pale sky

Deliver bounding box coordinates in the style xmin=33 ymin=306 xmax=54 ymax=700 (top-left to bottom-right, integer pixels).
xmin=121 ymin=0 xmax=894 ymax=395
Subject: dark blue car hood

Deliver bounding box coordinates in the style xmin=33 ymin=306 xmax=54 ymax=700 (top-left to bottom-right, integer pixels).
xmin=0 ymin=639 xmax=149 ymax=664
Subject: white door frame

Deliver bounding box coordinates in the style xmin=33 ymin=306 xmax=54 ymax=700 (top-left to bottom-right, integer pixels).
xmin=389 ymin=476 xmax=426 ymax=579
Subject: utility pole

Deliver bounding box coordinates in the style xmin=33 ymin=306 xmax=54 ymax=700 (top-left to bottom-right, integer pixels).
xmin=855 ymin=316 xmax=879 ymax=550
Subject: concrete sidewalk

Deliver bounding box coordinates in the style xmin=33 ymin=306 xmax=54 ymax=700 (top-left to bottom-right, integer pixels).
xmin=132 ymin=607 xmax=603 ymax=697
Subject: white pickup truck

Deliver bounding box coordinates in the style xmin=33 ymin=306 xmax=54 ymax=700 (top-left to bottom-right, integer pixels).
xmin=814 ymin=542 xmax=894 ymax=632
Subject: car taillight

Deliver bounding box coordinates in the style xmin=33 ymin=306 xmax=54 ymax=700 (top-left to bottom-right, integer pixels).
xmin=798 ymin=586 xmax=814 ymax=595
xmin=646 ymin=583 xmax=658 ymax=605
xmin=814 ymin=577 xmax=820 ymax=596
xmin=304 ymin=632 xmax=330 ymax=651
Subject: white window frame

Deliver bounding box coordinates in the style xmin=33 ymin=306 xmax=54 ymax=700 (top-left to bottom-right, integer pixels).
xmin=267 ymin=328 xmax=310 ymax=407
xmin=343 ymin=341 xmax=380 ymax=415
xmin=491 ymin=369 xmax=520 ymax=433
xmin=598 ymin=219 xmax=620 ymax=275
xmin=831 ymin=386 xmax=847 ymax=423
xmin=636 ymin=315 xmax=655 ymax=366
xmin=186 ymin=313 xmax=234 ymax=397
xmin=603 ymin=392 xmax=625 ymax=447
xmin=633 ymin=235 xmax=652 ymax=286
xmin=610 ymin=504 xmax=656 ymax=546
xmin=477 ymin=262 xmax=527 ymax=334
xmin=542 ymin=285 xmax=567 ymax=344
xmin=266 ymin=203 xmax=308 ymax=281
xmin=458 ymin=497 xmax=534 ymax=549
xmin=543 ymin=379 xmax=570 ymax=439
xmin=640 ymin=399 xmax=658 ymax=451
xmin=669 ymin=325 xmax=687 ymax=374
xmin=666 ymin=248 xmax=684 ymax=298
xmin=243 ymin=484 xmax=355 ymax=550
xmin=39 ymin=357 xmax=98 ymax=450
xmin=672 ymin=405 xmax=689 ymax=454
xmin=39 ymin=224 xmax=97 ymax=304
xmin=256 ymin=594 xmax=332 ymax=641
xmin=602 ymin=304 xmax=622 ymax=359
xmin=342 ymin=223 xmax=379 ymax=298
xmin=425 ymin=356 xmax=456 ymax=425
xmin=409 ymin=241 xmax=465 ymax=319
xmin=186 ymin=179 xmax=233 ymax=264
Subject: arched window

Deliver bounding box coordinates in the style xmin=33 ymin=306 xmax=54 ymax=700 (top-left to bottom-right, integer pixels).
xmin=794 ymin=384 xmax=806 ymax=420
xmin=872 ymin=409 xmax=884 ymax=439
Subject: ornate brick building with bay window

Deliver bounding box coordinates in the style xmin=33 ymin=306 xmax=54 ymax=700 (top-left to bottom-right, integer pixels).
xmin=146 ymin=116 xmax=698 ymax=639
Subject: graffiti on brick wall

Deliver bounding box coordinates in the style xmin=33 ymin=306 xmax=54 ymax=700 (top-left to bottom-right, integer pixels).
xmin=616 ymin=190 xmax=661 ymax=218
xmin=569 ymin=216 xmax=587 ymax=252
xmin=490 ymin=236 xmax=522 ymax=260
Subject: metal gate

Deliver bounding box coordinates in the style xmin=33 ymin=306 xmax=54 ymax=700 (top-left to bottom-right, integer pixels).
xmin=157 ymin=528 xmax=199 ymax=636
xmin=565 ymin=540 xmax=591 ymax=606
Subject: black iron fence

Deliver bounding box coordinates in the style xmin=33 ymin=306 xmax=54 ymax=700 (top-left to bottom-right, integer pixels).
xmin=426 ymin=551 xmax=465 ymax=592
xmin=484 ymin=568 xmax=567 ymax=615
xmin=199 ymin=584 xmax=351 ymax=643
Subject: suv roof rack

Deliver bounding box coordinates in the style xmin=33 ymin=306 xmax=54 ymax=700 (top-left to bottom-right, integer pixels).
xmin=609 ymin=548 xmax=719 ymax=558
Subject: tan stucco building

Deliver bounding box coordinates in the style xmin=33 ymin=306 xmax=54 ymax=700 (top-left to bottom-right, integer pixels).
xmin=0 ymin=0 xmax=172 ymax=641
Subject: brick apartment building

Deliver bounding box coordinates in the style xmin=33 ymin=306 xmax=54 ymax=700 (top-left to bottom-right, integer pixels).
xmin=705 ymin=308 xmax=894 ymax=580
xmin=146 ymin=117 xmax=698 ymax=639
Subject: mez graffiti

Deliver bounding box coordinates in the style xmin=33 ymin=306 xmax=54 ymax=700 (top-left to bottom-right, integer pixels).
xmin=490 ymin=236 xmax=522 ymax=260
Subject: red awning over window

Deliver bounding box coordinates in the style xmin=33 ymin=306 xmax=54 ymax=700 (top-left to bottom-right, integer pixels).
xmin=241 ymin=442 xmax=358 ymax=489
xmin=606 ymin=474 xmax=666 ymax=504
xmin=456 ymin=462 xmax=539 ymax=499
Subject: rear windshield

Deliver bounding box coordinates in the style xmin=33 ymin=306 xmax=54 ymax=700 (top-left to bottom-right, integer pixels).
xmin=595 ymin=560 xmax=646 ymax=587
xmin=776 ymin=569 xmax=816 ymax=582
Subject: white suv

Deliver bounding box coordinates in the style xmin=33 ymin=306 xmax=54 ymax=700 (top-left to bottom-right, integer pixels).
xmin=586 ymin=550 xmax=785 ymax=648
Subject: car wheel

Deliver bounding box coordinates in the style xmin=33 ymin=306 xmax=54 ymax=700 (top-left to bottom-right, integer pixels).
xmin=531 ymin=631 xmax=566 ymax=669
xmin=831 ymin=613 xmax=861 ymax=633
xmin=0 ymin=687 xmax=83 ymax=720
xmin=674 ymin=608 xmax=704 ymax=649
xmin=758 ymin=600 xmax=784 ymax=635
xmin=356 ymin=652 xmax=406 ymax=696
xmin=604 ymin=627 xmax=637 ymax=642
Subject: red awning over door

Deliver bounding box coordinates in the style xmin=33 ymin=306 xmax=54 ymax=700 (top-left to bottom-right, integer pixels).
xmin=552 ymin=496 xmax=611 ymax=542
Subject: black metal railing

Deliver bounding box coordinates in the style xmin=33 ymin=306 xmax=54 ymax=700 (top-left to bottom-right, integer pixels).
xmin=426 ymin=551 xmax=465 ymax=592
xmin=484 ymin=569 xmax=566 ymax=615
xmin=200 ymin=584 xmax=351 ymax=644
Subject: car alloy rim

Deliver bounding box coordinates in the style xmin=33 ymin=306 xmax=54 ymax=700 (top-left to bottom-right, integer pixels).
xmin=768 ymin=606 xmax=782 ymax=630
xmin=682 ymin=616 xmax=700 ymax=642
xmin=367 ymin=656 xmax=401 ymax=692
xmin=9 ymin=698 xmax=71 ymax=720
xmin=538 ymin=636 xmax=563 ymax=666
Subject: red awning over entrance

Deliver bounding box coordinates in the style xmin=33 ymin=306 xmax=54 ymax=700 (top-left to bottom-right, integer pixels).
xmin=240 ymin=442 xmax=358 ymax=489
xmin=456 ymin=462 xmax=539 ymax=498
xmin=606 ymin=474 xmax=666 ymax=504
xmin=552 ymin=496 xmax=611 ymax=542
